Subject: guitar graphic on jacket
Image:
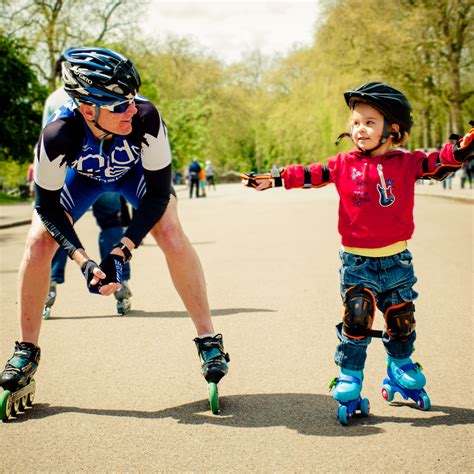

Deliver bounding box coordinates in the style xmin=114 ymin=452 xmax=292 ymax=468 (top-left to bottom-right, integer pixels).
xmin=376 ymin=163 xmax=395 ymax=207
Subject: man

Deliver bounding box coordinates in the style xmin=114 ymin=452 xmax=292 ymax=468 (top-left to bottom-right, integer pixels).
xmin=41 ymin=53 xmax=134 ymax=317
xmin=0 ymin=47 xmax=229 ymax=396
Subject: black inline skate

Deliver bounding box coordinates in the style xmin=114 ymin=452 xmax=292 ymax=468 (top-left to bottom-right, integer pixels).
xmin=193 ymin=334 xmax=230 ymax=414
xmin=42 ymin=281 xmax=57 ymax=320
xmin=0 ymin=341 xmax=40 ymax=421
xmin=114 ymin=280 xmax=132 ymax=315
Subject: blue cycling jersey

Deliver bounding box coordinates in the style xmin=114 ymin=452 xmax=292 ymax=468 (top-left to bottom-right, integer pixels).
xmin=34 ymin=97 xmax=173 ymax=256
xmin=36 ymin=97 xmax=170 ymax=189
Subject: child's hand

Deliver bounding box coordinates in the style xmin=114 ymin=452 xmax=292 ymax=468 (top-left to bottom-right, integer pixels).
xmin=241 ymin=172 xmax=274 ymax=191
xmin=453 ymin=120 xmax=474 ymax=162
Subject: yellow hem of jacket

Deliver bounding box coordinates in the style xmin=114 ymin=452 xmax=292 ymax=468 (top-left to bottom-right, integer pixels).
xmin=342 ymin=241 xmax=407 ymax=257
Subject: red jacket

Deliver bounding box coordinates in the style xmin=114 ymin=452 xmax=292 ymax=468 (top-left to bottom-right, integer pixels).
xmin=282 ymin=144 xmax=460 ymax=248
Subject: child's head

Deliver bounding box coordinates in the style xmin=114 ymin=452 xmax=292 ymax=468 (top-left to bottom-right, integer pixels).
xmin=344 ymin=82 xmax=413 ymax=155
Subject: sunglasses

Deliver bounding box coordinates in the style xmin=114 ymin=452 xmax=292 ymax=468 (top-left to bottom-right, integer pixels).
xmin=100 ymin=99 xmax=135 ymax=113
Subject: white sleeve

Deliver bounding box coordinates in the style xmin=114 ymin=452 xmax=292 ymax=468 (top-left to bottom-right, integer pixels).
xmin=34 ymin=136 xmax=67 ymax=191
xmin=141 ymin=120 xmax=172 ymax=171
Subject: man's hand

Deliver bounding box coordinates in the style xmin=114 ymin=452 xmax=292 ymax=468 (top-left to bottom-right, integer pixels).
xmin=81 ymin=258 xmax=122 ymax=295
xmin=241 ymin=172 xmax=275 ymax=191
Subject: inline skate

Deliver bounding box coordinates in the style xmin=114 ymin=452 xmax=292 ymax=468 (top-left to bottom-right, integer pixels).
xmin=193 ymin=334 xmax=229 ymax=414
xmin=0 ymin=341 xmax=40 ymax=422
xmin=42 ymin=281 xmax=57 ymax=320
xmin=381 ymin=356 xmax=430 ymax=410
xmin=330 ymin=368 xmax=370 ymax=426
xmin=114 ymin=280 xmax=132 ymax=315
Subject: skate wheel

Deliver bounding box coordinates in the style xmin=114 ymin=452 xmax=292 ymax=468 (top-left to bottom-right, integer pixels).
xmin=381 ymin=384 xmax=394 ymax=402
xmin=26 ymin=390 xmax=35 ymax=407
xmin=0 ymin=391 xmax=12 ymax=422
xmin=208 ymin=382 xmax=219 ymax=414
xmin=360 ymin=397 xmax=370 ymax=417
xmin=18 ymin=395 xmax=27 ymax=412
xmin=418 ymin=393 xmax=431 ymax=411
xmin=43 ymin=306 xmax=51 ymax=320
xmin=12 ymin=398 xmax=20 ymax=415
xmin=337 ymin=405 xmax=348 ymax=426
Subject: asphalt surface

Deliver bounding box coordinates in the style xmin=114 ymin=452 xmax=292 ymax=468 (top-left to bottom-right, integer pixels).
xmin=0 ymin=183 xmax=473 ymax=472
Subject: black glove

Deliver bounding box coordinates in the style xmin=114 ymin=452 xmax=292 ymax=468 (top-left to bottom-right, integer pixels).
xmin=81 ymin=260 xmax=101 ymax=294
xmin=98 ymin=254 xmax=124 ymax=285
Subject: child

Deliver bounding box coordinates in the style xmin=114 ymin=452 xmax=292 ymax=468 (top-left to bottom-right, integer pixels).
xmin=243 ymin=82 xmax=473 ymax=420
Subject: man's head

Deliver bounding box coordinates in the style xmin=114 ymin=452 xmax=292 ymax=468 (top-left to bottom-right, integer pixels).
xmin=61 ymin=47 xmax=141 ymax=137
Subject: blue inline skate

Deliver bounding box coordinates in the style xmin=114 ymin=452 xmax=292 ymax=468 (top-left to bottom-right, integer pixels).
xmin=0 ymin=341 xmax=40 ymax=422
xmin=330 ymin=368 xmax=370 ymax=425
xmin=193 ymin=334 xmax=229 ymax=414
xmin=381 ymin=356 xmax=430 ymax=410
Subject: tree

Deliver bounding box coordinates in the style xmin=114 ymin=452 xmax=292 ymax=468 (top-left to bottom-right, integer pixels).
xmin=0 ymin=33 xmax=47 ymax=163
xmin=0 ymin=0 xmax=144 ymax=92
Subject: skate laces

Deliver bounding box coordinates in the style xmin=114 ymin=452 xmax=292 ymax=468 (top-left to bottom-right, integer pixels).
xmin=194 ymin=335 xmax=229 ymax=364
xmin=2 ymin=363 xmax=23 ymax=376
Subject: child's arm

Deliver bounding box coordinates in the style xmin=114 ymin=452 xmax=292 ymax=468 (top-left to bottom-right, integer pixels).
xmin=419 ymin=122 xmax=474 ymax=180
xmin=242 ymin=162 xmax=333 ymax=191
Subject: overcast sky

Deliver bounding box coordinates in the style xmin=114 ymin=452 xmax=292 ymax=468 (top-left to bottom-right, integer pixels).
xmin=142 ymin=1 xmax=320 ymax=64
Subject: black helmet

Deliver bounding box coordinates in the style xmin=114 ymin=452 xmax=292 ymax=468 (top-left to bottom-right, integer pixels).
xmin=344 ymin=82 xmax=414 ymax=133
xmin=61 ymin=47 xmax=141 ymax=106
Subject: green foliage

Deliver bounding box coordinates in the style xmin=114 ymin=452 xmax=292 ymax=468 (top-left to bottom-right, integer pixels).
xmin=0 ymin=33 xmax=47 ymax=164
xmin=0 ymin=160 xmax=30 ymax=190
xmin=1 ymin=0 xmax=471 ymax=176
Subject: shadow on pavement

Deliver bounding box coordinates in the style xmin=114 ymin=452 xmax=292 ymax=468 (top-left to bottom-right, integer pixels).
xmin=50 ymin=307 xmax=276 ymax=320
xmin=10 ymin=393 xmax=474 ymax=437
xmin=141 ymin=240 xmax=216 ymax=247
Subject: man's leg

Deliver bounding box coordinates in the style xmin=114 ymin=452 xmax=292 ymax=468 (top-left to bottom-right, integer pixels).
xmin=18 ymin=212 xmax=59 ymax=345
xmin=149 ymin=195 xmax=213 ymax=335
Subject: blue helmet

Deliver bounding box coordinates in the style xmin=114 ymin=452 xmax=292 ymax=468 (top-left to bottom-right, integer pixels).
xmin=61 ymin=47 xmax=141 ymax=106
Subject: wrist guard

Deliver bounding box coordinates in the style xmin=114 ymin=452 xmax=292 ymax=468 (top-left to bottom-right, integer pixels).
xmin=81 ymin=260 xmax=101 ymax=294
xmin=451 ymin=120 xmax=474 ymax=162
xmin=113 ymin=242 xmax=132 ymax=263
xmin=99 ymin=254 xmax=124 ymax=285
xmin=241 ymin=170 xmax=283 ymax=189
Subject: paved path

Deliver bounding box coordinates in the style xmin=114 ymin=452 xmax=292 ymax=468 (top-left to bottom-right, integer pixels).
xmin=0 ymin=184 xmax=472 ymax=472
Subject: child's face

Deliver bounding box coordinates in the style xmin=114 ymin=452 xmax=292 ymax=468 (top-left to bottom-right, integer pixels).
xmin=350 ymin=103 xmax=389 ymax=155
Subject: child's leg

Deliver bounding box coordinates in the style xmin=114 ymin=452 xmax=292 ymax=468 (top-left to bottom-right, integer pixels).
xmin=379 ymin=293 xmax=426 ymax=390
xmin=378 ymin=250 xmax=425 ymax=390
xmin=332 ymin=252 xmax=381 ymax=402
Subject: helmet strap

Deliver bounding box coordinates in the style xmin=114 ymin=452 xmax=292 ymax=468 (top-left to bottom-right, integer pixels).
xmin=90 ymin=106 xmax=115 ymax=139
xmin=335 ymin=118 xmax=397 ymax=155
xmin=357 ymin=118 xmax=394 ymax=155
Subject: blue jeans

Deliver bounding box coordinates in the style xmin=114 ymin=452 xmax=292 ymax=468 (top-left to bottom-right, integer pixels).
xmin=335 ymin=249 xmax=419 ymax=370
xmin=50 ymin=192 xmax=130 ymax=283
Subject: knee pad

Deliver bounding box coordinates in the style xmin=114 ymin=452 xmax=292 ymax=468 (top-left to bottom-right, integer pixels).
xmin=384 ymin=301 xmax=416 ymax=341
xmin=342 ymin=284 xmax=376 ymax=339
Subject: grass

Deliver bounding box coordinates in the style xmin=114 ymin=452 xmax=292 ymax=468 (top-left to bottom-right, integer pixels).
xmin=0 ymin=191 xmax=31 ymax=205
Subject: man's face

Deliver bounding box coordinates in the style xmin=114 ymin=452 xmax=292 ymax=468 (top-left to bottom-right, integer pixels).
xmin=80 ymin=101 xmax=137 ymax=137
xmin=98 ymin=101 xmax=137 ymax=136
